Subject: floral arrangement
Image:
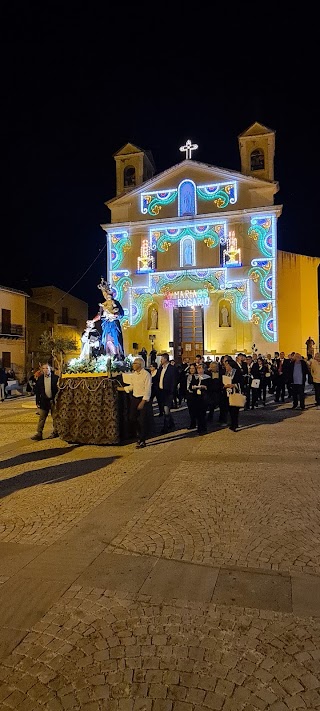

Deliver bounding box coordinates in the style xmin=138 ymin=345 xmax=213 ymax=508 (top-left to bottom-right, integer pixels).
xmin=65 ymin=354 xmax=134 ymax=375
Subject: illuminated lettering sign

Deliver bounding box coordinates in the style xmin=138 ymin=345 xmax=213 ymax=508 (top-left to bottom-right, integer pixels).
xmin=163 ymin=289 xmax=210 ymax=309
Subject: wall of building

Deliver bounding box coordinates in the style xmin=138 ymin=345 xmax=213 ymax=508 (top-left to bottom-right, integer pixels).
xmin=28 ymin=287 xmax=88 ymax=364
xmin=277 ymin=251 xmax=320 ymax=355
xmin=0 ymin=287 xmax=27 ymax=379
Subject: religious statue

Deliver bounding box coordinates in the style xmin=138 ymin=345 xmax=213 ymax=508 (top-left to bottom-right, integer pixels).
xmin=79 ymin=320 xmax=101 ymax=360
xmin=183 ymin=241 xmax=193 ymax=266
xmin=149 ymin=306 xmax=158 ymax=330
xmin=92 ymin=278 xmax=125 ymax=360
xmin=220 ymin=303 xmax=230 ymax=327
xmin=306 ymin=336 xmax=315 ymax=359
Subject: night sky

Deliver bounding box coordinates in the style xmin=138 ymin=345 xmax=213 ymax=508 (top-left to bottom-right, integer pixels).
xmin=2 ymin=7 xmax=318 ymax=316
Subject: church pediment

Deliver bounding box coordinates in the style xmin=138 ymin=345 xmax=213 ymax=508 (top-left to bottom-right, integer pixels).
xmin=107 ymin=159 xmax=273 ymax=208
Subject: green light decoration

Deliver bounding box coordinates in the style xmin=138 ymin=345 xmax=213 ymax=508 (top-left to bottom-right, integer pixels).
xmin=110 ymin=232 xmax=132 ymax=270
xmin=131 ymin=292 xmax=154 ymax=326
xmin=197 ymin=183 xmax=236 ymax=208
xmin=251 ymin=310 xmax=274 ymax=342
xmin=151 ymin=270 xmax=223 ymax=296
xmin=248 ymin=265 xmax=272 ymax=299
xmin=248 ymin=218 xmax=273 ymax=258
xmin=142 ymin=191 xmax=177 ymax=216
xmin=152 ymin=224 xmax=223 ymax=253
xmin=110 ymin=274 xmax=132 ymax=303
xmin=226 ymin=285 xmax=249 ymax=322
xmin=188 ymin=272 xmax=221 ymax=291
xmin=152 ymin=272 xmax=186 ymax=293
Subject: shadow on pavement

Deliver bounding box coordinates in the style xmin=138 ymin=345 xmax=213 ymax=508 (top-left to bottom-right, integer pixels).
xmin=0 ymin=446 xmax=81 ymax=470
xmin=0 ymin=456 xmax=120 ymax=499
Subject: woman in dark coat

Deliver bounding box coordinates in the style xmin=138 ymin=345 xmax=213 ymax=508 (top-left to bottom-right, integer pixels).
xmin=222 ymin=359 xmax=244 ymax=431
xmin=186 ymin=364 xmax=198 ymax=429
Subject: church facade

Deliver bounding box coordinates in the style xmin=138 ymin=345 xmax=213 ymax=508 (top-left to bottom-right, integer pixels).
xmin=101 ymin=123 xmax=320 ymax=361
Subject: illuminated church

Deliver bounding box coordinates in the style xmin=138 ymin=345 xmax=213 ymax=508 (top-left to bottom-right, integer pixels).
xmin=102 ymin=123 xmax=320 ymax=361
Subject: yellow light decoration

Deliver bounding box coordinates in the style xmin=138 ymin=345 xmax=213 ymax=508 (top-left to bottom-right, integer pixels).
xmin=263 ymin=261 xmax=271 ymax=271
xmin=263 ymin=303 xmax=272 ymax=313
xmin=250 ymin=230 xmax=258 ymax=241
xmin=204 ymin=280 xmax=217 ymax=293
xmin=223 ymin=231 xmax=241 ymax=266
xmin=137 ymin=238 xmax=155 ymax=271
xmin=162 ymin=241 xmax=171 ymax=251
xmin=249 ymin=271 xmax=260 ymax=283
xmin=204 ymin=238 xmax=215 ymax=248
xmin=121 ymin=319 xmax=130 ymax=330
xmin=252 ymin=314 xmax=260 ymax=324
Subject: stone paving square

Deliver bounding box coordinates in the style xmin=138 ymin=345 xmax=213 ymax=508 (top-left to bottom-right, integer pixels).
xmin=0 ymin=392 xmax=319 ymax=709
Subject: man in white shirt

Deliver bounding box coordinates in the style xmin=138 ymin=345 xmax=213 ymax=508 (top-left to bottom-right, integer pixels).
xmin=124 ymin=357 xmax=152 ymax=448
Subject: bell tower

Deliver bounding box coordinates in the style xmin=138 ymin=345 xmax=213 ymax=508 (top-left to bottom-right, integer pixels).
xmin=113 ymin=143 xmax=155 ymax=197
xmin=238 ymin=122 xmax=275 ymax=182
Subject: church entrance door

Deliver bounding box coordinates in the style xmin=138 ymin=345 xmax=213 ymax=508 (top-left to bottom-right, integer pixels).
xmin=173 ymin=306 xmax=204 ymax=362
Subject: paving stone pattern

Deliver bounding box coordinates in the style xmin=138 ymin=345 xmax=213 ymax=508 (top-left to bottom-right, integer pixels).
xmin=0 ymin=392 xmax=319 ymax=709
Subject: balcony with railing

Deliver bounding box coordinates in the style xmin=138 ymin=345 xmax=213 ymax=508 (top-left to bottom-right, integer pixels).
xmin=0 ymin=323 xmax=25 ymax=338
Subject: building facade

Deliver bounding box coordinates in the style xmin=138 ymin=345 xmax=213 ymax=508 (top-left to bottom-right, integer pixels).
xmin=0 ymin=285 xmax=28 ymax=379
xmin=28 ymin=286 xmax=88 ymax=366
xmin=102 ymin=124 xmax=320 ymax=360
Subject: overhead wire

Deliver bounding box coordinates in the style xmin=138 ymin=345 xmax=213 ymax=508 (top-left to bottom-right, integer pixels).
xmin=52 ymin=240 xmax=107 ymax=307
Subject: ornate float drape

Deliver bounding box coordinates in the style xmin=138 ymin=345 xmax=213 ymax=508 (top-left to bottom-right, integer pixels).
xmin=55 ymin=376 xmax=131 ymax=445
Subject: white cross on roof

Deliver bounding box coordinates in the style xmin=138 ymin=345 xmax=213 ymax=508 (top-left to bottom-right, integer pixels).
xmin=179 ymin=139 xmax=198 ymax=160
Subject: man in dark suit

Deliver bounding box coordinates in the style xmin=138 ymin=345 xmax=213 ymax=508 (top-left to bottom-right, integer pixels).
xmin=31 ymin=363 xmax=59 ymax=440
xmin=274 ymin=351 xmax=290 ymax=402
xmin=288 ymin=353 xmax=309 ymax=410
xmin=157 ymin=353 xmax=176 ymax=433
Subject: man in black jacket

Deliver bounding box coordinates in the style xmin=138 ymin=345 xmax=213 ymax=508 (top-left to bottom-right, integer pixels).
xmin=157 ymin=353 xmax=176 ymax=433
xmin=31 ymin=363 xmax=59 ymax=441
xmin=274 ymin=351 xmax=290 ymax=402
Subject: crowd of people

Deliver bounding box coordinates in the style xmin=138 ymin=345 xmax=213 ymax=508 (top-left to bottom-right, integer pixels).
xmin=125 ymin=349 xmax=320 ymax=448
xmin=13 ymin=346 xmax=319 ymax=448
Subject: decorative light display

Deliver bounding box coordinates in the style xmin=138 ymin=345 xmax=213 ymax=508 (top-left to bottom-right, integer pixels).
xmin=106 ymin=204 xmax=278 ymax=342
xmin=225 ymin=280 xmax=251 ymax=321
xmin=163 ymin=289 xmax=209 ymax=309
xmin=109 ymin=231 xmax=131 ymax=271
xmin=137 ymin=239 xmax=155 ymax=272
xmin=151 ymin=222 xmax=226 ymax=253
xmin=197 ymin=182 xmax=237 ymax=208
xmin=179 ymin=139 xmax=198 ymax=160
xmin=223 ymin=231 xmax=241 ymax=266
xmin=140 ymin=180 xmax=237 ymax=216
xmin=247 ymin=215 xmax=277 ymax=340
xmin=110 ymin=271 xmax=132 ymax=303
xmin=248 ymin=217 xmax=273 ymax=258
xmin=141 ymin=190 xmax=177 ymax=216
xmin=150 ymin=269 xmax=225 ymax=296
xmin=130 ymin=290 xmax=154 ymax=327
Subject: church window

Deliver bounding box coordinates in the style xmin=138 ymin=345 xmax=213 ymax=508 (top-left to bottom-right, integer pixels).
xmin=178 ymin=180 xmax=196 ymax=216
xmin=180 ymin=236 xmax=195 ymax=267
xmin=124 ymin=165 xmax=136 ymax=187
xmin=250 ymin=149 xmax=264 ymax=171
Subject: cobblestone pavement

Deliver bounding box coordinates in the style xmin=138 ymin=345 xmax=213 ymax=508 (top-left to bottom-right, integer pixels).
xmin=0 ymin=390 xmax=319 ymax=710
